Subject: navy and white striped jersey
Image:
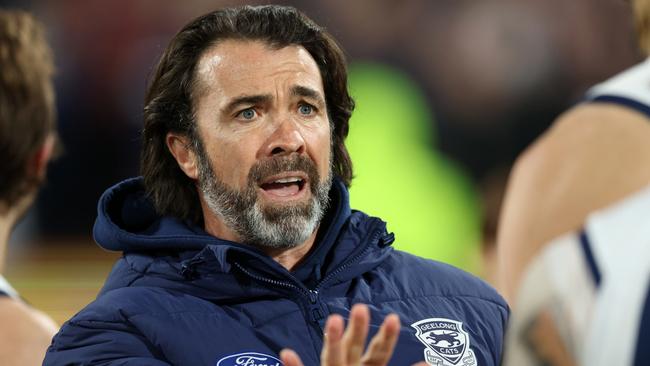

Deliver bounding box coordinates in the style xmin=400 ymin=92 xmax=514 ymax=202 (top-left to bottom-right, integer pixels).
xmin=504 ymin=184 xmax=650 ymax=366
xmin=586 ymin=57 xmax=650 ymax=118
xmin=0 ymin=274 xmax=19 ymax=299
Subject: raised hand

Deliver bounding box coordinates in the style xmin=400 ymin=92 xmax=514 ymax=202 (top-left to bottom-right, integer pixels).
xmin=280 ymin=303 xmax=428 ymax=366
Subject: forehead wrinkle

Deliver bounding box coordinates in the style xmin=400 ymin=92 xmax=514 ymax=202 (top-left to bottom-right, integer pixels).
xmin=193 ymin=40 xmax=325 ymax=111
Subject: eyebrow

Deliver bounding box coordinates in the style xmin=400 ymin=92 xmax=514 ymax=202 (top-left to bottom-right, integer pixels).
xmin=221 ymin=85 xmax=326 ymax=115
xmin=291 ymin=85 xmax=326 ymax=107
xmin=222 ymin=94 xmax=272 ymax=115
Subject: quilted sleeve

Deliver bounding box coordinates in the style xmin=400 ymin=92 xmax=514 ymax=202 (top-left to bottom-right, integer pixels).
xmin=43 ymin=318 xmax=170 ymax=366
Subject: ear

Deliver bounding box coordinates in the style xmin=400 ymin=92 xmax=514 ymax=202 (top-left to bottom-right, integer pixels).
xmin=32 ymin=134 xmax=56 ymax=178
xmin=166 ymin=133 xmax=199 ymax=179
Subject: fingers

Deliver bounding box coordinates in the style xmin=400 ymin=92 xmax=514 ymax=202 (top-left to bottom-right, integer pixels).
xmin=321 ymin=313 xmax=345 ymax=366
xmin=342 ymin=304 xmax=371 ymax=364
xmin=302 ymin=304 xmax=411 ymax=366
xmin=411 ymin=362 xmax=429 ymax=366
xmin=280 ymin=349 xmax=304 ymax=366
xmin=360 ymin=313 xmax=401 ymax=366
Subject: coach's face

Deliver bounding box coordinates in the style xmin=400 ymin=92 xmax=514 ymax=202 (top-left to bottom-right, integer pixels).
xmin=168 ymin=39 xmax=332 ymax=247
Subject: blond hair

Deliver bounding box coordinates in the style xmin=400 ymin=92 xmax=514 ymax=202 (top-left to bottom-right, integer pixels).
xmin=634 ymin=0 xmax=650 ymax=54
xmin=0 ymin=10 xmax=56 ymax=205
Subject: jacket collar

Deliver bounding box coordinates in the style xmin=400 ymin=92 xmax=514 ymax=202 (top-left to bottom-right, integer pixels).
xmin=96 ymin=177 xmax=394 ymax=298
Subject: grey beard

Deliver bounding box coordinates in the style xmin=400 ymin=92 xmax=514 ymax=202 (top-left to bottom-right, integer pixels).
xmin=196 ymin=150 xmax=332 ymax=250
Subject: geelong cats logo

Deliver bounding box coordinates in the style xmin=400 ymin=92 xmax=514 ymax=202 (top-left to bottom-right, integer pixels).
xmin=411 ymin=318 xmax=477 ymax=366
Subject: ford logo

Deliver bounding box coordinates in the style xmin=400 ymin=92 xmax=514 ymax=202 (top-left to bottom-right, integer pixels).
xmin=216 ymin=352 xmax=283 ymax=366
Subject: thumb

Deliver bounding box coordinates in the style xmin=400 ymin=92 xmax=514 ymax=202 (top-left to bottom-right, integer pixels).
xmin=280 ymin=348 xmax=304 ymax=366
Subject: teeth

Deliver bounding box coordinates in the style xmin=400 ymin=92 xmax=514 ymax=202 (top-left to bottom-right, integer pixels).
xmin=272 ymin=177 xmax=302 ymax=184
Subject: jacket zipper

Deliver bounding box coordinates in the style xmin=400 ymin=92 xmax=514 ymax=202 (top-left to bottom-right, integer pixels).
xmin=192 ymin=220 xmax=394 ymax=320
xmin=178 ymin=221 xmax=393 ymax=361
xmin=233 ymin=262 xmax=327 ymax=326
xmin=312 ymin=243 xmax=372 ymax=294
xmin=312 ymin=221 xmax=391 ymax=294
xmin=232 ymin=221 xmax=392 ymax=323
xmin=233 ymin=262 xmax=304 ymax=292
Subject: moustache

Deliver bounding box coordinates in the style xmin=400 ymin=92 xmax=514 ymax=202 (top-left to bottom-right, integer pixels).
xmin=248 ymin=154 xmax=320 ymax=188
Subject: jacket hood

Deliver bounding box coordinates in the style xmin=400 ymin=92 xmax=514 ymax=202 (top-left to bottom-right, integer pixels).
xmin=93 ymin=177 xmax=395 ymax=299
xmin=93 ymin=177 xmax=214 ymax=252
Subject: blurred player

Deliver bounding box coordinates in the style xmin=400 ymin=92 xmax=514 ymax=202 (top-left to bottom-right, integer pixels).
xmin=0 ymin=9 xmax=59 ymax=366
xmin=498 ymin=0 xmax=650 ymax=364
xmin=503 ymin=186 xmax=650 ymax=365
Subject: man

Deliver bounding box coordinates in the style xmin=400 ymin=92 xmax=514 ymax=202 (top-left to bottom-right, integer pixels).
xmin=44 ymin=6 xmax=507 ymax=365
xmin=497 ymin=0 xmax=650 ymax=364
xmin=0 ymin=9 xmax=60 ymax=366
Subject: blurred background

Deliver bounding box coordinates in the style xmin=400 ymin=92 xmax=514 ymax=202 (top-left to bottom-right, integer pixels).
xmin=1 ymin=0 xmax=641 ymax=324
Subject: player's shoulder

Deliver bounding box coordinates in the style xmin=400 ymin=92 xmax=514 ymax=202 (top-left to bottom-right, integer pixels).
xmin=586 ymin=57 xmax=650 ymax=116
xmin=512 ymin=99 xmax=650 ymax=194
xmin=520 ymin=59 xmax=650 ymax=170
xmin=0 ymin=297 xmax=58 ymax=364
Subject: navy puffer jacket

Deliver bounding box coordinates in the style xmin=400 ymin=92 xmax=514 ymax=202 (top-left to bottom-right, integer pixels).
xmin=44 ymin=178 xmax=508 ymax=366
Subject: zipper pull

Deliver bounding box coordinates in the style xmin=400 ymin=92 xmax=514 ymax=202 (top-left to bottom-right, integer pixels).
xmin=380 ymin=232 xmax=395 ymax=247
xmin=180 ymin=256 xmax=205 ymax=279
xmin=308 ymin=290 xmax=325 ymax=323
xmin=308 ymin=290 xmax=318 ymax=303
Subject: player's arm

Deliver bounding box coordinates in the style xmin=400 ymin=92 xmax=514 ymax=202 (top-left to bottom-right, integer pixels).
xmin=496 ymin=102 xmax=650 ymax=303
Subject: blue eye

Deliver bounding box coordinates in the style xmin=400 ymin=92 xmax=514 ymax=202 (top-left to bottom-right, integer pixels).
xmin=238 ymin=108 xmax=256 ymax=120
xmin=298 ymin=104 xmax=313 ymax=115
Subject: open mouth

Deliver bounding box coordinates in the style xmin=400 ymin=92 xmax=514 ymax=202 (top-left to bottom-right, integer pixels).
xmin=259 ymin=176 xmax=307 ymax=198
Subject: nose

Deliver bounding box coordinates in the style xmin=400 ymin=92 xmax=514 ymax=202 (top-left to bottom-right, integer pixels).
xmin=263 ymin=118 xmax=306 ymax=157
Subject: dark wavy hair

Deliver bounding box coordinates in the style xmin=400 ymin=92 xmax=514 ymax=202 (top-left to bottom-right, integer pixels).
xmin=141 ymin=5 xmax=354 ymax=223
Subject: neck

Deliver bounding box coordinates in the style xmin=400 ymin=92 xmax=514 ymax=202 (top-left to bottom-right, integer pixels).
xmin=203 ymin=215 xmax=319 ymax=271
xmin=0 ymin=195 xmax=34 ymax=274
xmin=265 ymin=230 xmax=318 ymax=271
xmin=0 ymin=210 xmax=18 ymax=274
